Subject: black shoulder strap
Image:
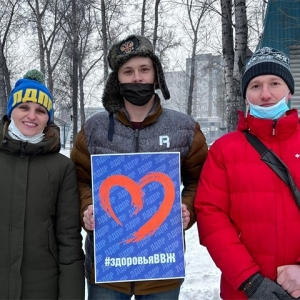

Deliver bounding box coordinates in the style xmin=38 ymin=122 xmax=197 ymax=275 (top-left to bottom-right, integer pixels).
xmin=244 ymin=131 xmax=300 ymax=209
xmin=108 ymin=113 xmax=115 ymax=142
xmin=244 ymin=131 xmax=268 ymax=155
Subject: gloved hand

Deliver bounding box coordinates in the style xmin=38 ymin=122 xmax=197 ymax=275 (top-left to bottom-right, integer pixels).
xmin=274 ymin=293 xmax=297 ymax=300
xmin=241 ymin=273 xmax=293 ymax=300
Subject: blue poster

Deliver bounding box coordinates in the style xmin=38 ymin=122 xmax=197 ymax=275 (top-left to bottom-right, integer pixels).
xmin=91 ymin=152 xmax=185 ymax=283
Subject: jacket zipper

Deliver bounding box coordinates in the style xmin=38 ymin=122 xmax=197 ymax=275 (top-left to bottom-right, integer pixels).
xmin=134 ymin=129 xmax=139 ymax=152
xmin=20 ymin=141 xmax=27 ymax=156
xmin=131 ymin=282 xmax=135 ymax=296
xmin=272 ymin=120 xmax=278 ymax=136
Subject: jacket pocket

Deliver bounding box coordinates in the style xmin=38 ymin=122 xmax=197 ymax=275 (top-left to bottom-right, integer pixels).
xmin=48 ymin=224 xmax=58 ymax=263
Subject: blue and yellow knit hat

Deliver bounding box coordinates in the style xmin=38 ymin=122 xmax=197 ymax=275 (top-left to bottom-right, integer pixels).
xmin=7 ymin=70 xmax=53 ymax=124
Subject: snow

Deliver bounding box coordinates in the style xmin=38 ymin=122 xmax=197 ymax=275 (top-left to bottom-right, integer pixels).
xmin=179 ymin=224 xmax=221 ymax=300
xmin=60 ymin=148 xmax=221 ymax=299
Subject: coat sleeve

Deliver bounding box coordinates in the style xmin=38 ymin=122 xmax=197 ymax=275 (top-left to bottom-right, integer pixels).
xmin=56 ymin=158 xmax=85 ymax=299
xmin=70 ymin=128 xmax=93 ymax=229
xmin=181 ymin=122 xmax=208 ymax=229
xmin=194 ymin=141 xmax=259 ymax=291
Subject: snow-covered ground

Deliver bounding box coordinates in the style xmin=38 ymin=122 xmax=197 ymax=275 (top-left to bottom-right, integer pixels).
xmin=60 ymin=148 xmax=221 ymax=300
xmin=179 ymin=224 xmax=221 ymax=300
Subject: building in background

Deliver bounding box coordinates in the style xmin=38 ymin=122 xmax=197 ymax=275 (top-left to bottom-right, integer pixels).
xmin=189 ymin=53 xmax=225 ymax=144
xmin=166 ymin=53 xmax=225 ymax=144
xmin=187 ymin=54 xmax=223 ymax=120
xmin=164 ymin=71 xmax=189 ymax=113
xmin=257 ymin=0 xmax=300 ymax=111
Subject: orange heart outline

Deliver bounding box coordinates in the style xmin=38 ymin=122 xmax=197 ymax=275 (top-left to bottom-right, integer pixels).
xmin=99 ymin=172 xmax=175 ymax=244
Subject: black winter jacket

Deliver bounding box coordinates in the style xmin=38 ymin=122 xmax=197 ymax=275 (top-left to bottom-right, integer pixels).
xmin=0 ymin=116 xmax=85 ymax=299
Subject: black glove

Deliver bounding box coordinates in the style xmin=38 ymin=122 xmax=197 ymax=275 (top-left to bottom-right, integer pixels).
xmin=274 ymin=292 xmax=299 ymax=300
xmin=241 ymin=273 xmax=293 ymax=300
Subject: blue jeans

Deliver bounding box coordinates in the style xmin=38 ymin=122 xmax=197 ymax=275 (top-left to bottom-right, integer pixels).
xmin=87 ymin=281 xmax=180 ymax=300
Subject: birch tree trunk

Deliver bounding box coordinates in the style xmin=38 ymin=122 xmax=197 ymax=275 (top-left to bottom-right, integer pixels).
xmin=233 ymin=0 xmax=247 ymax=113
xmin=221 ymin=0 xmax=234 ymax=131
xmin=221 ymin=0 xmax=247 ymax=132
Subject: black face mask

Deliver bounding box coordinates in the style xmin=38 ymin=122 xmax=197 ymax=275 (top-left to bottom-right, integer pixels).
xmin=119 ymin=83 xmax=155 ymax=106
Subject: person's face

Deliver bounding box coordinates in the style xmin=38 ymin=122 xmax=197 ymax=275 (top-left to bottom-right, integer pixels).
xmin=118 ymin=57 xmax=156 ymax=84
xmin=245 ymin=74 xmax=292 ymax=106
xmin=11 ymin=102 xmax=49 ymax=136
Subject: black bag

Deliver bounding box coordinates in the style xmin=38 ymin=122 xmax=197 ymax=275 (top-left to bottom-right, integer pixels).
xmin=244 ymin=131 xmax=300 ymax=209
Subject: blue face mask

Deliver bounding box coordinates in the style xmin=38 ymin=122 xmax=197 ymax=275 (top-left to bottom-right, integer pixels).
xmin=248 ymin=94 xmax=289 ymax=120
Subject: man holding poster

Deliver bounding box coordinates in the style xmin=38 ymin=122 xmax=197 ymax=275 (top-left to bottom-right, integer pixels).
xmin=71 ymin=34 xmax=208 ymax=300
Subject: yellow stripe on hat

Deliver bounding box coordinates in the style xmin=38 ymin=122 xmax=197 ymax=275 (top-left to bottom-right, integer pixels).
xmin=12 ymin=88 xmax=52 ymax=112
xmin=37 ymin=91 xmax=52 ymax=111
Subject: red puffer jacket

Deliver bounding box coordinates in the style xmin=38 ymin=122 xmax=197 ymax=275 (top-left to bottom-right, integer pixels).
xmin=195 ymin=109 xmax=300 ymax=299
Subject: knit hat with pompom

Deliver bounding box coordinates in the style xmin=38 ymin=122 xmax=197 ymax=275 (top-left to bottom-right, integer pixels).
xmin=7 ymin=70 xmax=53 ymax=124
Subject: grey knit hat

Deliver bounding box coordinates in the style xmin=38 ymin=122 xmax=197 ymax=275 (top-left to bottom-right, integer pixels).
xmin=102 ymin=34 xmax=170 ymax=113
xmin=242 ymin=47 xmax=294 ymax=98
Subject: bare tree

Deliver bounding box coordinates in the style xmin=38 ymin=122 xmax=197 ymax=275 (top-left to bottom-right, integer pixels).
xmin=221 ymin=0 xmax=234 ymax=131
xmin=92 ymin=0 xmax=125 ymax=81
xmin=221 ymin=0 xmax=247 ymax=132
xmin=26 ymin=0 xmax=49 ymax=76
xmin=141 ymin=0 xmax=146 ymax=36
xmin=78 ymin=4 xmax=103 ymax=125
xmin=233 ymin=0 xmax=247 ymax=112
xmin=182 ymin=0 xmax=216 ymax=116
xmin=71 ymin=0 xmax=79 ymax=137
xmin=0 ymin=0 xmax=20 ymax=115
xmin=0 ymin=0 xmax=261 ymax=136
xmin=247 ymin=0 xmax=266 ymax=50
xmin=26 ymin=0 xmax=69 ymax=95
xmin=101 ymin=0 xmax=108 ymax=81
xmin=152 ymin=0 xmax=160 ymax=50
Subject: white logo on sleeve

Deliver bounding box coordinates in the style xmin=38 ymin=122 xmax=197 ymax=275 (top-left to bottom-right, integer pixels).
xmin=159 ymin=135 xmax=170 ymax=148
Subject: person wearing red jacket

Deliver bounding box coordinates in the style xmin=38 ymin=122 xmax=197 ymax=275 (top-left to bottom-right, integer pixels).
xmin=195 ymin=47 xmax=300 ymax=300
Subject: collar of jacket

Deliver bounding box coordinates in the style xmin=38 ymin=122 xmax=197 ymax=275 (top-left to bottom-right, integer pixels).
xmin=237 ymin=108 xmax=300 ymax=141
xmin=0 ymin=115 xmax=60 ymax=156
xmin=117 ymin=94 xmax=163 ymax=129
